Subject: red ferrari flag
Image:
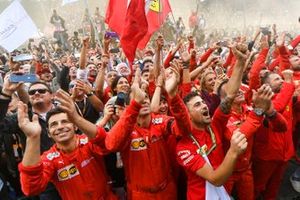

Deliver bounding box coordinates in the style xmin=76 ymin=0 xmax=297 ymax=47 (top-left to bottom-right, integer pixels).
xmin=120 ymin=0 xmax=148 ymax=63
xmin=105 ymin=0 xmax=128 ymax=35
xmin=138 ymin=0 xmax=172 ymax=49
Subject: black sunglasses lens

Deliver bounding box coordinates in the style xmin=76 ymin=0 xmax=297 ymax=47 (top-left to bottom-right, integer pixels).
xmin=29 ymin=89 xmax=48 ymax=95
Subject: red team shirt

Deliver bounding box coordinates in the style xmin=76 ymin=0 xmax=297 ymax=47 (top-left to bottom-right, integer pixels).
xmin=19 ymin=128 xmax=117 ymax=200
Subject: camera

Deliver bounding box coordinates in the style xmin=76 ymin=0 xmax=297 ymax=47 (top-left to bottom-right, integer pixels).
xmin=260 ymin=27 xmax=270 ymax=35
xmin=114 ymin=92 xmax=126 ymax=114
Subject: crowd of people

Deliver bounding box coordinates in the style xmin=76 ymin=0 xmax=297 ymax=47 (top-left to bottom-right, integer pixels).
xmin=0 ymin=5 xmax=299 ymax=200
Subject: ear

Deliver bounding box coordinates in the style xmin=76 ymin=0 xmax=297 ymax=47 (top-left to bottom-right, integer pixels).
xmin=73 ymin=124 xmax=78 ymax=131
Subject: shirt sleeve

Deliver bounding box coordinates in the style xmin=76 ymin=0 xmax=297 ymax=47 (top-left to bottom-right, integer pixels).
xmin=18 ymin=159 xmax=55 ymax=196
xmin=176 ymin=142 xmax=206 ymax=173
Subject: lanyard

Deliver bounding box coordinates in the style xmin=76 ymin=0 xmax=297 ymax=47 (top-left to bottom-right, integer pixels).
xmin=75 ymin=98 xmax=87 ymax=117
xmin=189 ymin=126 xmax=217 ymax=157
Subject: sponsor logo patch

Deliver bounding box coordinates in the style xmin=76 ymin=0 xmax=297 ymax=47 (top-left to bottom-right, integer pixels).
xmin=46 ymin=151 xmax=60 ymax=161
xmin=152 ymin=117 xmax=163 ymax=125
xmin=57 ymin=164 xmax=80 ymax=181
xmin=130 ymin=138 xmax=147 ymax=151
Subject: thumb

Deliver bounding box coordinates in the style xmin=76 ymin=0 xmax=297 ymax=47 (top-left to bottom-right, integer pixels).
xmin=32 ymin=114 xmax=39 ymax=123
xmin=252 ymin=89 xmax=257 ymax=98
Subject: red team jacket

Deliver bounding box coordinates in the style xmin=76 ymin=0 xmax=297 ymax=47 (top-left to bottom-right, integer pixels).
xmin=176 ymin=107 xmax=229 ymax=200
xmin=105 ymin=94 xmax=191 ymax=199
xmin=19 ymin=128 xmax=117 ymax=200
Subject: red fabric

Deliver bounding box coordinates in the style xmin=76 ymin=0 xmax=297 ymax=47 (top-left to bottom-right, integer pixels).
xmin=290 ymin=34 xmax=300 ymax=50
xmin=245 ymin=48 xmax=269 ymax=104
xmin=224 ymin=168 xmax=254 ymax=200
xmin=138 ymin=0 xmax=172 ymax=49
xmin=189 ymin=54 xmax=197 ymax=72
xmin=105 ymin=0 xmax=127 ymax=35
xmin=102 ymin=86 xmax=113 ymax=104
xmin=176 ymin=107 xmax=230 ymax=200
xmin=19 ymin=130 xmax=117 ymax=200
xmin=225 ymin=107 xmax=263 ymax=171
xmin=198 ymin=48 xmax=213 ymax=63
xmin=188 ymin=13 xmax=198 ymax=29
xmin=268 ymin=59 xmax=280 ymax=71
xmin=253 ymin=83 xmax=295 ymax=161
xmin=121 ymin=0 xmax=148 ymax=63
xmin=105 ymin=95 xmax=191 ymax=199
xmin=278 ymin=45 xmax=291 ymax=72
xmin=253 ymin=159 xmax=288 ymax=200
xmin=223 ymin=49 xmax=234 ymax=68
xmin=163 ymin=50 xmax=174 ymax=68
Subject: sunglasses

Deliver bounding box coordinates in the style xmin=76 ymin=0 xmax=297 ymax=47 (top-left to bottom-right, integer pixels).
xmin=28 ymin=89 xmax=49 ymax=95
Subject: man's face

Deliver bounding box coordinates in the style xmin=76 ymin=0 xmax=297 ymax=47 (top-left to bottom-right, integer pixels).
xmin=143 ymin=61 xmax=153 ymax=71
xmin=69 ymin=66 xmax=77 ymax=77
xmin=268 ymin=73 xmax=284 ymax=93
xmin=87 ymin=64 xmax=97 ymax=77
xmin=138 ymin=95 xmax=151 ymax=116
xmin=141 ymin=71 xmax=150 ymax=82
xmin=48 ymin=113 xmax=76 ymax=144
xmin=233 ymin=89 xmax=245 ymax=104
xmin=290 ymin=56 xmax=300 ymax=70
xmin=28 ymin=84 xmax=52 ymax=107
xmin=60 ymin=56 xmax=67 ymax=64
xmin=106 ymin=71 xmax=117 ymax=86
xmin=186 ymin=96 xmax=211 ymax=126
xmin=19 ymin=64 xmax=31 ymax=74
xmin=159 ymin=99 xmax=168 ymax=115
xmin=40 ymin=72 xmax=53 ymax=82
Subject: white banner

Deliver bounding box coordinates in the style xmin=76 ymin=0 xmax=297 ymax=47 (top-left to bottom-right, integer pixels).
xmin=62 ymin=0 xmax=79 ymax=6
xmin=0 ymin=1 xmax=38 ymax=52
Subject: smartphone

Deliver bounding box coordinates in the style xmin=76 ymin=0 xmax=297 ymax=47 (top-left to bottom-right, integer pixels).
xmin=260 ymin=27 xmax=270 ymax=35
xmin=12 ymin=54 xmax=33 ymax=62
xmin=215 ymin=66 xmax=224 ymax=75
xmin=218 ymin=41 xmax=228 ymax=47
xmin=10 ymin=74 xmax=37 ymax=83
xmin=110 ymin=48 xmax=120 ymax=54
xmin=105 ymin=31 xmax=119 ymax=39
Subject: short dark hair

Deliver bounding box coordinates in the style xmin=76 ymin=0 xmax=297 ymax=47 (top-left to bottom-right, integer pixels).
xmin=46 ymin=107 xmax=65 ymax=126
xmin=183 ymin=91 xmax=200 ymax=105
xmin=260 ymin=71 xmax=277 ymax=85
xmin=28 ymin=81 xmax=52 ymax=94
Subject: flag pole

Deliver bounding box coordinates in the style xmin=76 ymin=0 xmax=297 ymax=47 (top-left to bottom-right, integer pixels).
xmin=158 ymin=0 xmax=164 ymax=67
xmin=83 ymin=0 xmax=102 ymax=49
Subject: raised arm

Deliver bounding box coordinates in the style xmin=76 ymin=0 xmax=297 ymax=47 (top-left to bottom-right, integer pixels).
xmin=79 ymin=37 xmax=89 ymax=69
xmin=105 ymin=68 xmax=145 ymax=151
xmin=94 ymin=55 xmax=109 ymax=98
xmin=18 ymin=102 xmax=54 ymax=196
xmin=55 ymin=89 xmax=98 ymax=140
xmin=221 ymin=43 xmax=248 ymax=114
xmin=195 ymin=130 xmax=247 ymax=186
xmin=164 ymin=60 xmax=192 ymax=136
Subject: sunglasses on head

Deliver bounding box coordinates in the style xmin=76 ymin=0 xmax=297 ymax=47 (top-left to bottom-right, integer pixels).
xmin=28 ymin=89 xmax=49 ymax=95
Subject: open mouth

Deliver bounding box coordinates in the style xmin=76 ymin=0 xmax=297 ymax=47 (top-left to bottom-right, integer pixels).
xmin=202 ymin=110 xmax=209 ymax=117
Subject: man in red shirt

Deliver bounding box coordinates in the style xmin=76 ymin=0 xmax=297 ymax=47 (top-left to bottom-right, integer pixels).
xmin=17 ymin=87 xmax=147 ymax=199
xmin=252 ymin=70 xmax=295 ymax=200
xmin=104 ymin=64 xmax=192 ymax=200
xmin=175 ymin=43 xmax=271 ymax=200
xmin=219 ymin=83 xmax=288 ymax=200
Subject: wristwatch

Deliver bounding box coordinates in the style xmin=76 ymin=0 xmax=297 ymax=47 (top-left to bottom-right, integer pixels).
xmin=253 ymin=108 xmax=264 ymax=116
xmin=87 ymin=91 xmax=94 ymax=97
